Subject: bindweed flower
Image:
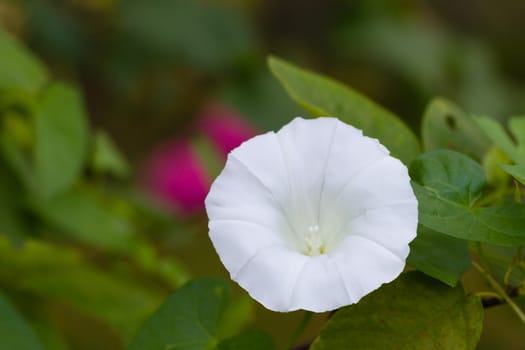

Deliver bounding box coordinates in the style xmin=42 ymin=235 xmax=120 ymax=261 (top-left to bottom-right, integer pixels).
xmin=143 ymin=104 xmax=255 ymax=215
xmin=205 ymin=117 xmax=418 ymax=312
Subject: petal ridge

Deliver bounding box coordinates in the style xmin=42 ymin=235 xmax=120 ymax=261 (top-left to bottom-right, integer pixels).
xmin=333 ymin=259 xmax=356 ymax=303
xmin=334 ymin=201 xmax=417 ymax=239
xmin=210 ymin=218 xmax=279 ymax=232
xmin=317 ymin=120 xmax=339 ymax=223
xmin=231 ymin=243 xmax=284 ymax=279
xmin=333 ymin=154 xmax=389 ymax=203
xmin=288 ymin=258 xmax=311 ymax=310
xmin=228 ymin=155 xmax=298 ymax=238
xmin=349 ymin=234 xmax=404 ymax=262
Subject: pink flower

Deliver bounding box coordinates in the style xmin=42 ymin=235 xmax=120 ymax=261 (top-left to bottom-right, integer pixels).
xmin=199 ymin=104 xmax=256 ymax=158
xmin=143 ymin=104 xmax=256 ymax=215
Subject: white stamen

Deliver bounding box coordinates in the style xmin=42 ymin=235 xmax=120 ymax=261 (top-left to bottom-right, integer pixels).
xmin=305 ymin=225 xmax=324 ymax=256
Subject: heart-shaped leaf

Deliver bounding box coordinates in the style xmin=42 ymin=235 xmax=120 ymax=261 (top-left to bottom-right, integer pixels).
xmin=310 ymin=272 xmax=483 ymax=350
xmin=408 ymin=225 xmax=470 ymax=287
xmin=410 ymin=150 xmax=525 ymax=246
xmin=421 ymin=98 xmax=490 ymax=161
xmin=129 ymin=278 xmax=231 ymax=350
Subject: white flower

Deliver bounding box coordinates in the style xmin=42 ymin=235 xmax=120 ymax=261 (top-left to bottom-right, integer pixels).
xmin=205 ymin=117 xmax=418 ymax=312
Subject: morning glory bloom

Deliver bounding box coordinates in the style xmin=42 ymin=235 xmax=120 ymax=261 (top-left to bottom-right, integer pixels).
xmin=205 ymin=117 xmax=418 ymax=312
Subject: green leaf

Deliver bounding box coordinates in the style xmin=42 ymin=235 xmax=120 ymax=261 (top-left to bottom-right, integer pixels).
xmin=217 ymin=330 xmax=276 ymax=350
xmin=91 ymin=130 xmax=130 ymax=178
xmin=29 ymin=315 xmax=70 ymax=350
xmin=34 ymin=83 xmax=89 ymax=197
xmin=0 ymin=110 xmax=35 ymax=149
xmin=410 ymin=150 xmax=525 ymax=245
xmin=508 ymin=117 xmax=525 ymax=153
xmin=310 ymin=272 xmax=483 ymax=350
xmin=407 ymin=225 xmax=470 ymax=287
xmin=475 ymin=116 xmax=525 ymax=185
xmin=474 ymin=116 xmax=517 ymax=159
xmin=129 ymin=278 xmax=230 ymax=350
xmin=498 ymin=164 xmax=525 ymax=184
xmin=0 ymin=191 xmax=27 ymax=244
xmin=215 ymin=294 xmax=254 ymax=341
xmin=0 ymin=163 xmax=28 ymax=244
xmin=0 ymin=292 xmax=45 ymax=350
xmin=0 ymin=30 xmax=48 ymax=92
xmin=410 ymin=150 xmax=485 ymax=206
xmin=29 ymin=186 xmax=136 ymax=251
xmin=268 ymin=56 xmax=420 ymax=164
xmin=481 ymin=245 xmax=525 ymax=287
xmin=0 ymin=141 xmax=38 ymax=197
xmin=2 ymin=82 xmax=88 ymax=198
xmin=482 ymin=146 xmax=512 ymax=186
xmin=421 ymin=98 xmax=490 ymax=161
xmin=0 ymin=237 xmax=162 ymax=341
xmin=133 ymin=243 xmax=191 ymax=289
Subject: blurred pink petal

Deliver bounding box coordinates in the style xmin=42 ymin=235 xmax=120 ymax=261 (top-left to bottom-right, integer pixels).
xmin=143 ymin=103 xmax=257 ymax=215
xmin=199 ymin=104 xmax=256 ymax=157
xmin=144 ymin=139 xmax=210 ymax=215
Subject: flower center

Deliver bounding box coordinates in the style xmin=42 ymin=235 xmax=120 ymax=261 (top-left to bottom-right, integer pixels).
xmin=304 ymin=224 xmax=325 ymax=257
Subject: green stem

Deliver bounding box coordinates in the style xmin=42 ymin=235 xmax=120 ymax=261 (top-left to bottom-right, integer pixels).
xmin=472 ymin=261 xmax=525 ymax=324
xmin=468 ymin=246 xmax=525 ymax=275
xmin=514 ymin=180 xmax=522 ymax=203
xmin=474 ymin=185 xmax=508 ymax=207
xmin=475 ymin=291 xmax=502 ymax=300
xmin=475 ymin=242 xmax=492 ymax=275
xmin=284 ymin=311 xmax=313 ymax=350
xmin=504 ymin=246 xmax=523 ymax=285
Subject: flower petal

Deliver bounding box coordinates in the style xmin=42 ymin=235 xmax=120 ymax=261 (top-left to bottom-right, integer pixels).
xmin=227 ymin=131 xmax=290 ymax=210
xmin=205 ymin=130 xmax=303 ymax=241
xmin=348 ymin=156 xmax=416 ymax=208
xmin=329 ymin=156 xmax=418 ymax=252
xmin=317 ymin=121 xmax=391 ymax=237
xmin=346 ymin=204 xmax=418 ymax=259
xmin=234 ymin=247 xmax=309 ymax=312
xmin=275 ymin=117 xmax=339 ymax=229
xmin=209 ymin=220 xmax=284 ymax=278
xmin=332 ymin=235 xmax=405 ymax=304
xmin=289 ymin=255 xmax=352 ymax=312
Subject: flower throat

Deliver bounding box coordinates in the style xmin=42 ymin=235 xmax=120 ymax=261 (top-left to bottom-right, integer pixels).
xmin=304 ymin=224 xmax=326 ymax=256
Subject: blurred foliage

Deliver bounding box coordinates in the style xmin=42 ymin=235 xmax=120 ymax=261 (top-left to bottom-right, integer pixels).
xmin=0 ymin=291 xmax=45 ymax=350
xmin=476 ymin=116 xmax=525 ymax=185
xmin=1 ymin=0 xmax=525 ymax=348
xmin=0 ymin=26 xmax=203 ymax=349
xmin=330 ymin=1 xmax=525 ymax=125
xmin=129 ymin=278 xmax=259 ymax=350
